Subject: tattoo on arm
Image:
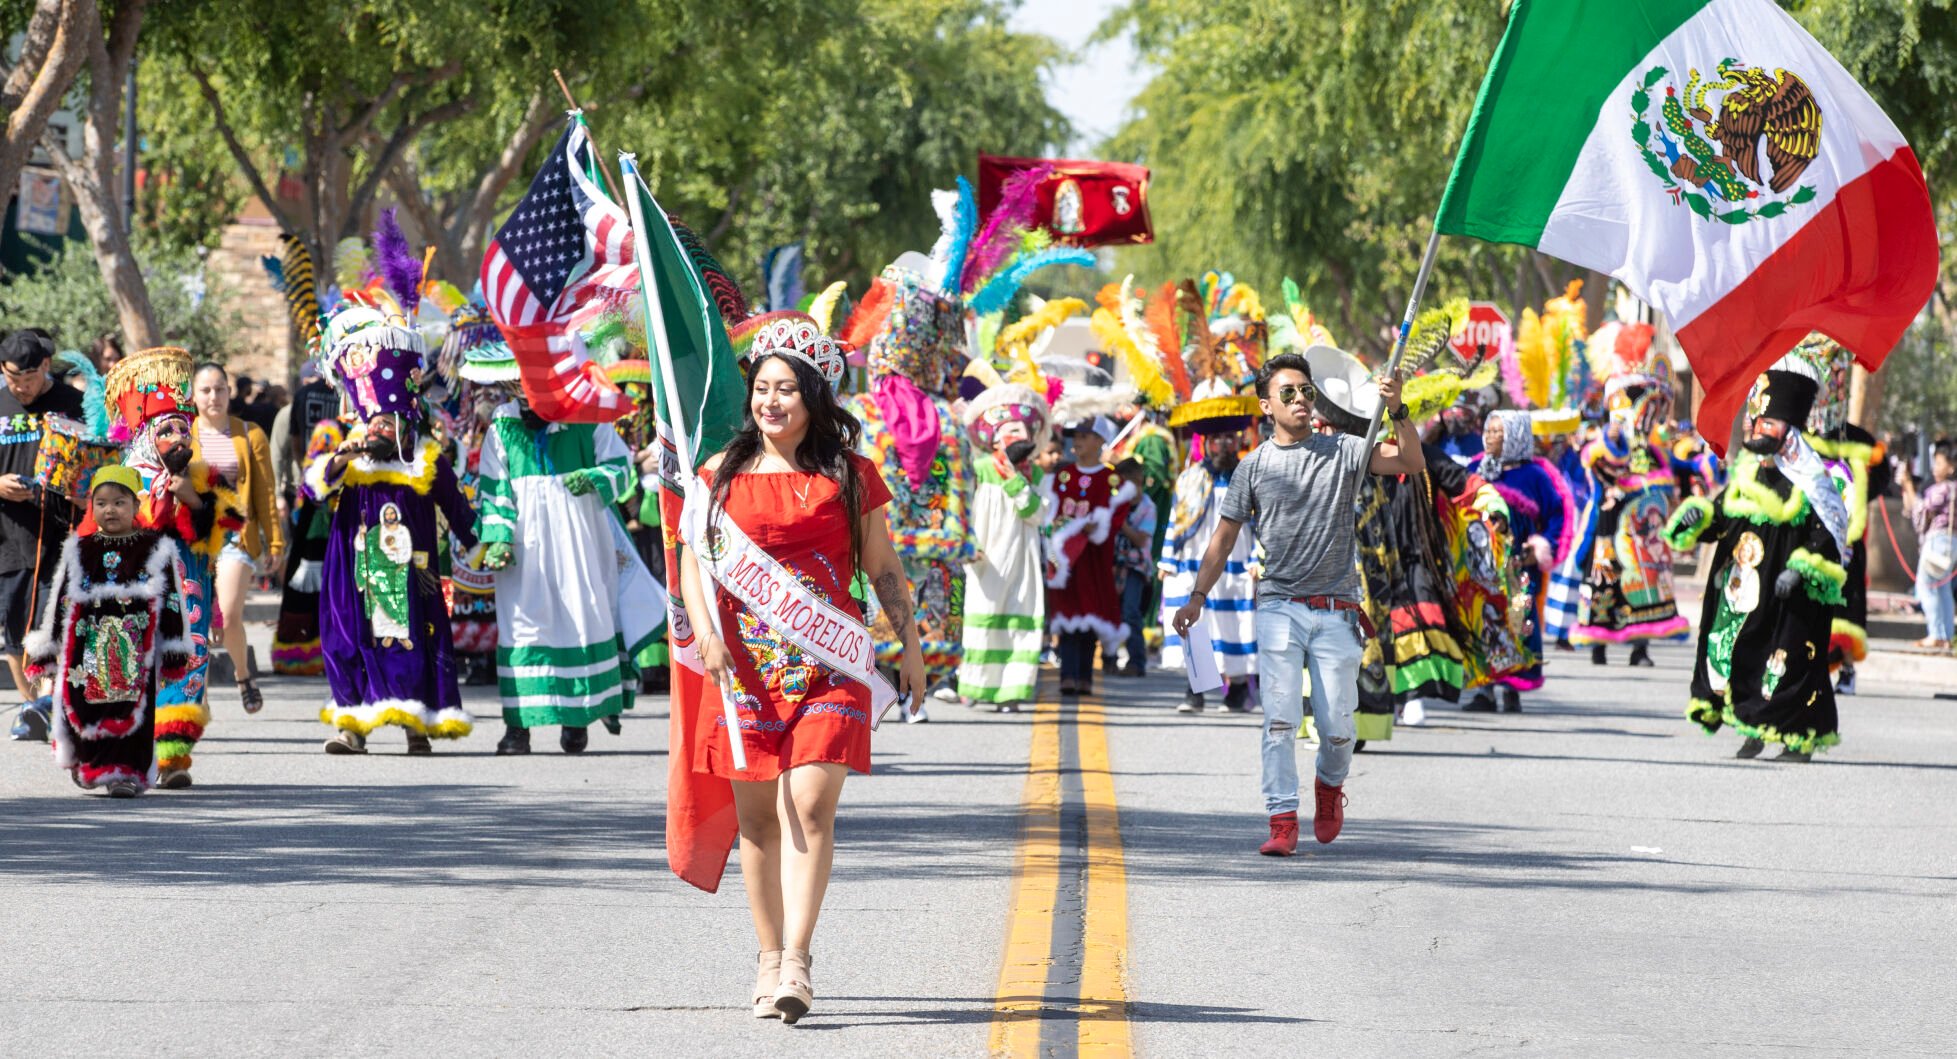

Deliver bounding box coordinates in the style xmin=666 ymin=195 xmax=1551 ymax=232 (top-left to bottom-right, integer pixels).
xmin=873 ymin=570 xmax=914 ymax=631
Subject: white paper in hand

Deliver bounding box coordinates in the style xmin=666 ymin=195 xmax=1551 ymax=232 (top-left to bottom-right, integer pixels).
xmin=1181 ymin=617 xmax=1225 ymax=695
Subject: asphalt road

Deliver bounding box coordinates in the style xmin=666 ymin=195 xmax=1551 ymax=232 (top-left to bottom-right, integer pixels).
xmin=2 ymin=634 xmax=1953 ymax=1057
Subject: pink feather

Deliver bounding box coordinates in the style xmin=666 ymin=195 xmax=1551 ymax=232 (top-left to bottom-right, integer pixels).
xmin=959 ymin=163 xmax=1054 ymax=293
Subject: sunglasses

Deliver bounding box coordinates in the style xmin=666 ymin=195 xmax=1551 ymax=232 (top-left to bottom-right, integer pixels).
xmin=1273 ymin=382 xmax=1317 ymax=407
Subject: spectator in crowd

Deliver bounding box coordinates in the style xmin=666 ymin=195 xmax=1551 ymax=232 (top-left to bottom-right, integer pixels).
xmin=1901 ymin=444 xmax=1956 ymax=650
xmin=189 ymin=363 xmax=284 ymax=713
xmin=91 ymin=334 xmax=125 ymax=373
xmin=1112 ymin=457 xmax=1158 ymax=677
xmin=0 ymin=330 xmax=86 ymax=741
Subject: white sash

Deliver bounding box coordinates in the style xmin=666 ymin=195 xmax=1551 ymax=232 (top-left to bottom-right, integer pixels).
xmin=681 ymin=481 xmax=899 ymax=729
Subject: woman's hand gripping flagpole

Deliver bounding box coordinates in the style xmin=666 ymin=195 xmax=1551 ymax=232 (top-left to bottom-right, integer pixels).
xmin=620 ymin=153 xmax=747 ymax=772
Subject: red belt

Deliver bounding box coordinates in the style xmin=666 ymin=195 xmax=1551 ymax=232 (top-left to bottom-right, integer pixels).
xmin=1290 ymin=595 xmax=1376 ymax=639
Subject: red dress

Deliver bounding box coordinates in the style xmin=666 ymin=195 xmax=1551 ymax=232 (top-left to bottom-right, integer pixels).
xmin=694 ymin=453 xmax=893 ymax=780
xmin=1046 ymin=463 xmax=1132 ymax=642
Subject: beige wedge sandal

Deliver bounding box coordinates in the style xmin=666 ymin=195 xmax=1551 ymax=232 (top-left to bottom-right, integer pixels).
xmin=772 ymin=948 xmax=813 ymax=1024
xmin=752 ymin=950 xmax=783 ymax=1018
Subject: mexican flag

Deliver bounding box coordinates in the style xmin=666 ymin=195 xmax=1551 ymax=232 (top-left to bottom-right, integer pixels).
xmin=1439 ymin=0 xmax=1939 ymax=450
xmin=620 ymin=159 xmax=748 ymax=893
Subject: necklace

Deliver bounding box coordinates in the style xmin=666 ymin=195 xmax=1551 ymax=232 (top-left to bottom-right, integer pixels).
xmin=792 ymin=478 xmax=813 ymax=507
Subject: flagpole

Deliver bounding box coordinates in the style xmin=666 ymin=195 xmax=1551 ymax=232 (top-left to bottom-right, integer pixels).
xmin=1351 ymin=224 xmax=1444 ymax=497
xmin=619 ymin=151 xmax=748 ymax=772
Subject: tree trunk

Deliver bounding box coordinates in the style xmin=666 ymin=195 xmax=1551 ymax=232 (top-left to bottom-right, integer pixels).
xmin=43 ymin=0 xmax=159 ymax=350
xmin=0 ymin=0 xmax=95 ymax=227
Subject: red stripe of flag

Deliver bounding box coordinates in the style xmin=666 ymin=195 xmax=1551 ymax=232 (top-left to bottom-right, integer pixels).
xmin=1680 ymin=147 xmax=1938 ymax=454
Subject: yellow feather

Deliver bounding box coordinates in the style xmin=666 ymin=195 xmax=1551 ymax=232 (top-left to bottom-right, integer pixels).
xmin=808 ymin=281 xmax=848 ymax=335
xmin=1092 ymin=305 xmax=1171 ymax=409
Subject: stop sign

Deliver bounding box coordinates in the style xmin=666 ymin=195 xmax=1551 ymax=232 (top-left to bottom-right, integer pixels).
xmin=1450 ymin=302 xmax=1512 ymax=365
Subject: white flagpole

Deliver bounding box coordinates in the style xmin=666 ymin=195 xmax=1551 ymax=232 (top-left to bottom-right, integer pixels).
xmin=619 ymin=152 xmax=747 ymax=772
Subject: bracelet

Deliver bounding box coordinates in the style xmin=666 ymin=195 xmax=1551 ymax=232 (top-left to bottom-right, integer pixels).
xmin=1389 ymin=404 xmax=1410 ymax=422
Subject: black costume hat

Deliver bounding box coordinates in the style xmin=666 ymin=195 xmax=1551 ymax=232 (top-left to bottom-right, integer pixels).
xmin=1755 ymin=369 xmax=1819 ymax=428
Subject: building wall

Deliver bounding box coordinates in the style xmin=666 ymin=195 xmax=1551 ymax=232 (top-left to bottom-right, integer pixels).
xmin=205 ymin=219 xmax=294 ymax=383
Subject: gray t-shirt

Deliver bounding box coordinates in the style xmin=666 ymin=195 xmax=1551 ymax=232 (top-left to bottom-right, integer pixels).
xmin=1219 ymin=433 xmax=1372 ymax=602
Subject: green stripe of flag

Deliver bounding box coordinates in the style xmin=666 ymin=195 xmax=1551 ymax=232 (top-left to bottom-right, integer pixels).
xmin=1437 ymin=0 xmax=1710 ymax=245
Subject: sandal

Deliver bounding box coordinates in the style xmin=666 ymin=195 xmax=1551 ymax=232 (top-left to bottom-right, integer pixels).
xmin=239 ymin=678 xmax=264 ymax=715
xmin=752 ymin=950 xmax=783 ymax=1019
xmin=773 ymin=948 xmax=813 ymax=1024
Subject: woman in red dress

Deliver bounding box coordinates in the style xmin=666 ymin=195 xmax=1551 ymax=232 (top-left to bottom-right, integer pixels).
xmin=1045 ymin=418 xmax=1137 ymax=695
xmin=679 ymin=315 xmax=925 ymax=1025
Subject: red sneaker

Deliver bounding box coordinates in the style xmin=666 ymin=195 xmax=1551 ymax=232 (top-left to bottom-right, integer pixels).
xmin=1259 ymin=811 xmax=1299 ymax=857
xmin=1313 ymin=779 xmax=1347 ymax=844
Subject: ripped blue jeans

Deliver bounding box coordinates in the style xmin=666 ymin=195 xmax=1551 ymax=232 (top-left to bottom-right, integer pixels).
xmin=1254 ymin=598 xmax=1363 ymax=814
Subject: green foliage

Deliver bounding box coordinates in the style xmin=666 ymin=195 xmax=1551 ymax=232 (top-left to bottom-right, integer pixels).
xmin=136 ymin=56 xmax=250 ymax=251
xmin=610 ymin=0 xmax=1069 ymax=296
xmin=1875 ymin=317 xmax=1957 ymax=435
xmin=0 ymin=239 xmax=248 ymax=359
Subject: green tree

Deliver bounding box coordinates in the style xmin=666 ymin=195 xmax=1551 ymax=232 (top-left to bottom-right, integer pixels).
xmin=600 ymin=0 xmax=1070 ymax=297
xmin=0 ymin=237 xmax=249 ymax=360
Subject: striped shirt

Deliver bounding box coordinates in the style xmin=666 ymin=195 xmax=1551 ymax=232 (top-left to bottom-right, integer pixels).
xmin=200 ymin=421 xmax=239 ymax=486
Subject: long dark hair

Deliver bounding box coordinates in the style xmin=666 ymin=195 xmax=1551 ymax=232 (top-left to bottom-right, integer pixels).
xmin=710 ymin=353 xmax=866 ymax=571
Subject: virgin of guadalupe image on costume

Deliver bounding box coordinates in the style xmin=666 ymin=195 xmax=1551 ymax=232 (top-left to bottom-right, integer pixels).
xmin=355 ymin=501 xmax=416 ymax=647
xmin=1052 ymin=178 xmax=1085 ymax=235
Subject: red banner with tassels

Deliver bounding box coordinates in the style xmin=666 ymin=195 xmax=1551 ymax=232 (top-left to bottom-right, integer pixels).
xmin=977 ymin=154 xmax=1153 ymax=248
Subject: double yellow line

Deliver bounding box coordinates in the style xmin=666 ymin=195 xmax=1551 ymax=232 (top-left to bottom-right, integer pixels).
xmin=989 ymin=698 xmax=1132 ymax=1057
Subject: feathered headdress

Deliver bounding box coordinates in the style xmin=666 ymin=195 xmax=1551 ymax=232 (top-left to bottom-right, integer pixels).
xmin=1508 ymin=280 xmax=1591 ymax=411
xmin=668 ymin=213 xmax=749 ymax=326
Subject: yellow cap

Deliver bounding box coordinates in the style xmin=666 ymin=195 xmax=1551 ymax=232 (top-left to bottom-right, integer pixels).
xmin=89 ymin=465 xmax=143 ymax=497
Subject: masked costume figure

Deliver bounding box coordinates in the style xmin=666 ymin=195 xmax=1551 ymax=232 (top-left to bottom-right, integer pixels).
xmin=841 ymin=263 xmax=973 ymax=695
xmin=25 ymin=467 xmax=192 ymax=795
xmin=1782 ymin=335 xmax=1885 ymax=691
xmin=1559 ymin=326 xmax=1690 ymax=658
xmin=308 ymin=304 xmax=480 ymax=752
xmin=103 ymin=347 xmax=238 ymax=788
xmin=1666 ymin=367 xmax=1847 ymax=760
xmin=956 ymin=384 xmax=1052 ymax=710
xmin=476 ymin=396 xmax=664 ymax=753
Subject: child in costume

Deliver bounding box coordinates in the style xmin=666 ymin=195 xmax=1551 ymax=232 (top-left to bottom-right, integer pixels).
xmin=103 ymin=346 xmax=238 ymax=788
xmin=956 ymin=383 xmax=1051 ymax=712
xmin=308 ymin=304 xmax=480 ymax=754
xmin=1666 ymin=366 xmax=1847 ymax=761
xmin=25 ymin=467 xmax=192 ymax=797
xmin=1046 ymin=417 xmax=1137 ymax=696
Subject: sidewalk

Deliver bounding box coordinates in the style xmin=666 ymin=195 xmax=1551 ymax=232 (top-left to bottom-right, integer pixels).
xmin=1675 ymin=577 xmax=1957 ymax=695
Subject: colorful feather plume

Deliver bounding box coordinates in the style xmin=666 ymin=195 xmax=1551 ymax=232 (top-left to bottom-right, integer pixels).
xmin=1175 ymin=280 xmax=1218 ymax=383
xmin=995 ymin=296 xmax=1082 ymax=395
xmin=667 ymin=213 xmax=750 ymax=325
xmin=1091 ymin=301 xmax=1171 ymax=410
xmin=372 ymin=207 xmax=423 ymax=317
xmin=966 ymin=246 xmax=1095 ymax=317
xmin=422 ymin=280 xmax=466 ymax=318
xmin=960 ymin=163 xmax=1053 ymax=293
xmin=926 ymin=177 xmax=979 ymax=296
xmin=53 ymin=350 xmax=107 ymax=439
xmin=840 ymin=275 xmax=895 ymax=352
xmin=334 ymin=237 xmax=372 ymax=293
xmin=808 ymin=281 xmax=849 ymax=335
xmin=1141 ymin=282 xmax=1188 ymax=396
xmin=278 ymin=234 xmax=322 ymax=346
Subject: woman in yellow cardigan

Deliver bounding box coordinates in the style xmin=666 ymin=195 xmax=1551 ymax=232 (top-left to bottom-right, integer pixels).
xmin=191 ymin=363 xmax=284 ymax=712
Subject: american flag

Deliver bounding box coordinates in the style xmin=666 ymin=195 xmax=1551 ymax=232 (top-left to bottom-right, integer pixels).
xmin=480 ymin=116 xmax=638 ymax=422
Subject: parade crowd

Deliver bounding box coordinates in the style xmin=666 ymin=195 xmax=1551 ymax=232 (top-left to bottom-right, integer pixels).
xmin=0 ymin=191 xmax=1904 ymax=1026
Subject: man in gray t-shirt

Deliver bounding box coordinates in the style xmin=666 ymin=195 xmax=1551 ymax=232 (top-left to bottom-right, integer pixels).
xmin=1172 ymin=350 xmax=1422 ymax=856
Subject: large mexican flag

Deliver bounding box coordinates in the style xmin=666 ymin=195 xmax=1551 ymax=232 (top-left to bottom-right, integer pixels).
xmin=1439 ymin=0 xmax=1938 ymax=450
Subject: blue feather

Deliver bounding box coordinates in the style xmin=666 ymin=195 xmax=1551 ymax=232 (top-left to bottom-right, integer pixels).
xmin=261 ymin=255 xmax=287 ymax=293
xmin=53 ymin=350 xmax=108 ymax=439
xmin=966 ymin=247 xmax=1095 ymax=317
xmin=938 ymin=177 xmax=978 ymax=297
